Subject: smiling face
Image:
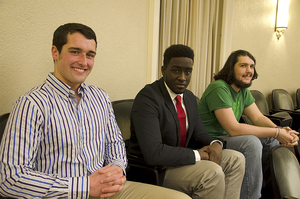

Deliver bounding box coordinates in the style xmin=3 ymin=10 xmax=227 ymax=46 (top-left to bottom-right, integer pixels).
xmin=52 ymin=32 xmax=96 ymax=91
xmin=231 ymin=55 xmax=255 ymax=91
xmin=162 ymin=57 xmax=193 ymax=94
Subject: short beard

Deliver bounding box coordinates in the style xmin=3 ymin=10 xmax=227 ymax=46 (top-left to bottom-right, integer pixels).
xmin=233 ymin=77 xmax=252 ymax=89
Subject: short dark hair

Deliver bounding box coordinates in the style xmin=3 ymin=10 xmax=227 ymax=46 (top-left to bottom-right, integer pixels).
xmin=214 ymin=49 xmax=258 ymax=84
xmin=163 ymin=44 xmax=194 ymax=68
xmin=52 ymin=23 xmax=97 ymax=53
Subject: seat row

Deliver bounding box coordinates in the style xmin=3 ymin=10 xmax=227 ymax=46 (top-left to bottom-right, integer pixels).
xmin=273 ymin=88 xmax=300 ymax=110
xmin=244 ymin=89 xmax=300 ymax=131
xmin=240 ymin=89 xmax=300 ymax=199
xmin=272 ymin=88 xmax=300 ymax=131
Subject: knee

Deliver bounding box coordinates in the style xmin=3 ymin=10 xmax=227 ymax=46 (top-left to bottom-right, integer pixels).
xmin=223 ymin=150 xmax=245 ymax=174
xmin=164 ymin=189 xmax=192 ymax=199
xmin=194 ymin=161 xmax=225 ymax=184
xmin=230 ymin=150 xmax=245 ymax=172
xmin=206 ymin=163 xmax=225 ymax=181
xmin=195 ymin=163 xmax=225 ymax=198
xmin=242 ymin=135 xmax=263 ymax=153
xmin=203 ymin=164 xmax=226 ymax=192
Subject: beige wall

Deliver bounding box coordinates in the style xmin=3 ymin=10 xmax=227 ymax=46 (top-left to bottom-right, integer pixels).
xmin=0 ymin=1 xmax=151 ymax=114
xmin=231 ymin=0 xmax=300 ymax=108
xmin=1 ymin=0 xmax=299 ymax=115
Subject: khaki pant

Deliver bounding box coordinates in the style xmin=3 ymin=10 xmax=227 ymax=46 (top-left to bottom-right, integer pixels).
xmin=162 ymin=149 xmax=245 ymax=199
xmin=90 ymin=181 xmax=191 ymax=199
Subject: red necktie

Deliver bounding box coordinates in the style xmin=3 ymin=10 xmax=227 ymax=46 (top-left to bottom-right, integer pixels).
xmin=175 ymin=95 xmax=186 ymax=147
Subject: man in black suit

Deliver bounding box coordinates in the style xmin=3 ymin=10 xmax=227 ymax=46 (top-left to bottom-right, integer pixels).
xmin=128 ymin=44 xmax=245 ymax=199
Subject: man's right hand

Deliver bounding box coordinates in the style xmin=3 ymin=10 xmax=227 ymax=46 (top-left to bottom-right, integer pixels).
xmin=277 ymin=128 xmax=299 ymax=147
xmin=198 ymin=147 xmax=209 ymax=160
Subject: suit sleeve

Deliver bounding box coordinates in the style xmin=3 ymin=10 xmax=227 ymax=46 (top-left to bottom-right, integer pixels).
xmin=185 ymin=93 xmax=215 ymax=149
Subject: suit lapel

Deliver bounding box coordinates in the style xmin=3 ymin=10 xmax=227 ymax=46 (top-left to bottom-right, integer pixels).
xmin=158 ymin=78 xmax=181 ymax=145
xmin=183 ymin=93 xmax=194 ymax=144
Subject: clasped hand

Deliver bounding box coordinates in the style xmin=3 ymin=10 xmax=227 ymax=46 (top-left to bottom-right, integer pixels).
xmin=89 ymin=164 xmax=126 ymax=198
xmin=278 ymin=127 xmax=299 ymax=147
xmin=198 ymin=142 xmax=222 ymax=165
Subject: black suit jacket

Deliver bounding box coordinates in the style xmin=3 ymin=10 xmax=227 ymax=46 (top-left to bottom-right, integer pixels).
xmin=128 ymin=78 xmax=215 ymax=167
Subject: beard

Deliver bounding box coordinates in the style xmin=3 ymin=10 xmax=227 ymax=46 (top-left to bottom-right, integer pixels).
xmin=233 ymin=76 xmax=252 ymax=89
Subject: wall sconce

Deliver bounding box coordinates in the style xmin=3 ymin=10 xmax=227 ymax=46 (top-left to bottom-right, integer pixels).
xmin=275 ymin=0 xmax=290 ymax=39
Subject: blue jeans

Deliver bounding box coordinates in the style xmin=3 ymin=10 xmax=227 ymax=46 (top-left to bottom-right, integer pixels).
xmin=217 ymin=135 xmax=279 ymax=199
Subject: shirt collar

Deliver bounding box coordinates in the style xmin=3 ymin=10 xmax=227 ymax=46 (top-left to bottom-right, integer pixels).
xmin=45 ymin=73 xmax=86 ymax=100
xmin=164 ymin=81 xmax=184 ymax=101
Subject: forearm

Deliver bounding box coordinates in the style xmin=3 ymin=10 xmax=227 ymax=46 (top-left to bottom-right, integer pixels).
xmin=232 ymin=115 xmax=277 ymax=138
xmin=251 ymin=115 xmax=276 ymax=128
xmin=0 ymin=163 xmax=89 ymax=198
xmin=106 ymin=139 xmax=127 ymax=172
xmin=228 ymin=123 xmax=278 ymax=138
xmin=140 ymin=140 xmax=196 ymax=166
xmin=107 ymin=105 xmax=128 ymax=172
xmin=215 ymin=107 xmax=278 ymax=138
xmin=231 ymin=125 xmax=296 ymax=145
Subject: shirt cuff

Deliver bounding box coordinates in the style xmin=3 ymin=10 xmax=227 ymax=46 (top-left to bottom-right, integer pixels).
xmin=210 ymin=140 xmax=223 ymax=148
xmin=193 ymin=150 xmax=201 ymax=162
xmin=111 ymin=159 xmax=127 ymax=175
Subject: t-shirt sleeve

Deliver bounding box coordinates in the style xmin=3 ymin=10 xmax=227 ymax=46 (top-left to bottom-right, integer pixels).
xmin=244 ymin=88 xmax=255 ymax=108
xmin=206 ymin=86 xmax=233 ymax=113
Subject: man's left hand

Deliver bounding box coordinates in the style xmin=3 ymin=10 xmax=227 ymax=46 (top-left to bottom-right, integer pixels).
xmin=206 ymin=142 xmax=222 ymax=165
xmin=89 ymin=164 xmax=126 ymax=198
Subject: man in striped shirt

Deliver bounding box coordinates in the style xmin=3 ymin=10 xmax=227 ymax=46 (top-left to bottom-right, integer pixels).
xmin=0 ymin=23 xmax=190 ymax=198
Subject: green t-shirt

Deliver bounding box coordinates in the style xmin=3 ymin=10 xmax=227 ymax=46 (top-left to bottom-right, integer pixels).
xmin=198 ymin=79 xmax=255 ymax=137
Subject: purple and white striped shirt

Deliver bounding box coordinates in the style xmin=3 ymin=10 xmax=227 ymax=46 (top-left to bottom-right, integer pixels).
xmin=0 ymin=73 xmax=127 ymax=198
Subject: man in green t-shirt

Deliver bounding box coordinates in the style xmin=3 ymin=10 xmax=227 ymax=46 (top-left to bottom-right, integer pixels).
xmin=198 ymin=49 xmax=299 ymax=199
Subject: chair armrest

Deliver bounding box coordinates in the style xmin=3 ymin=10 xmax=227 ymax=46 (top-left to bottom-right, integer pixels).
xmin=279 ymin=108 xmax=294 ymax=113
xmin=262 ymin=113 xmax=293 ymax=127
xmin=272 ymin=109 xmax=300 ymax=114
xmin=127 ymin=154 xmax=166 ymax=186
xmin=127 ymin=154 xmax=165 ymax=171
xmin=264 ymin=114 xmax=286 ymax=120
xmin=283 ymin=196 xmax=299 ymax=199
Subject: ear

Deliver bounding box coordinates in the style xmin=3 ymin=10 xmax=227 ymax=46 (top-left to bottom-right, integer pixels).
xmin=161 ymin=66 xmax=165 ymax=76
xmin=51 ymin=45 xmax=59 ymax=61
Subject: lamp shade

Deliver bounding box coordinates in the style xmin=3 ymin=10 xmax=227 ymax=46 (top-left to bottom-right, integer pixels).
xmin=276 ymin=0 xmax=290 ymax=29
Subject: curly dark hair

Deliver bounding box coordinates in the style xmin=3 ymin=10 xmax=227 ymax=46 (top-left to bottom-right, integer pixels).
xmin=163 ymin=44 xmax=194 ymax=68
xmin=214 ymin=50 xmax=258 ymax=84
xmin=52 ymin=23 xmax=97 ymax=53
